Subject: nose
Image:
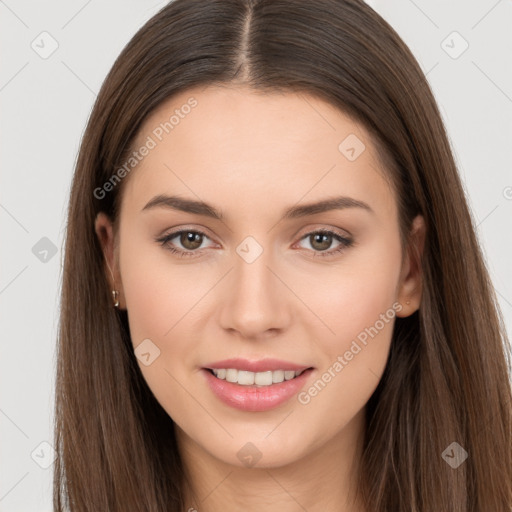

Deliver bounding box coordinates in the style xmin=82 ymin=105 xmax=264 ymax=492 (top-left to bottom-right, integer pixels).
xmin=218 ymin=243 xmax=292 ymax=340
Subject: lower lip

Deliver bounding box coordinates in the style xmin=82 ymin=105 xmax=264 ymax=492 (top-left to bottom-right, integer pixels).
xmin=202 ymin=368 xmax=314 ymax=412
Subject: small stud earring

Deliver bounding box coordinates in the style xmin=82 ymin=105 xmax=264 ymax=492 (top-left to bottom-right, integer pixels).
xmin=406 ymin=299 xmax=410 ymax=305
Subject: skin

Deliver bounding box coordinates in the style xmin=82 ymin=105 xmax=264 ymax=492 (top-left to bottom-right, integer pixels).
xmin=95 ymin=84 xmax=425 ymax=512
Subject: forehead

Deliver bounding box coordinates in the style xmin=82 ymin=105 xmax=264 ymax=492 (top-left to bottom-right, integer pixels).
xmin=122 ymin=84 xmax=396 ymax=223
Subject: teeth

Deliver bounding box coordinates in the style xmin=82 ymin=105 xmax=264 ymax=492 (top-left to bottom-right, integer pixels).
xmin=211 ymin=368 xmax=307 ymax=386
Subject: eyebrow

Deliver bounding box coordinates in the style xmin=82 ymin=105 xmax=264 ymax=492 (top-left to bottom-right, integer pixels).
xmin=141 ymin=194 xmax=374 ymax=220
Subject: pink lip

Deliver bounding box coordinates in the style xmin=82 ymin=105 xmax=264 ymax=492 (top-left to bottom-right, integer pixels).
xmin=203 ymin=357 xmax=311 ymax=373
xmin=201 ymin=367 xmax=315 ymax=412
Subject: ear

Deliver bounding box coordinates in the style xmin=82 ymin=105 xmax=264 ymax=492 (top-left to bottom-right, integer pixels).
xmin=94 ymin=212 xmax=125 ymax=309
xmin=395 ymin=214 xmax=426 ymax=317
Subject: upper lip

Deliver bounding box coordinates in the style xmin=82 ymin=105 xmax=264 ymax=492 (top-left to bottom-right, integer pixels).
xmin=203 ymin=358 xmax=313 ymax=373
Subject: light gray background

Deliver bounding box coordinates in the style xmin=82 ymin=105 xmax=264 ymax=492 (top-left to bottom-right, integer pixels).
xmin=1 ymin=0 xmax=511 ymax=509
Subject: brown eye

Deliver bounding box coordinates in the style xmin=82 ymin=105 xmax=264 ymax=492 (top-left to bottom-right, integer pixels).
xmin=309 ymin=232 xmax=333 ymax=252
xmin=156 ymin=229 xmax=213 ymax=258
xmin=296 ymin=229 xmax=353 ymax=258
xmin=179 ymin=231 xmax=203 ymax=250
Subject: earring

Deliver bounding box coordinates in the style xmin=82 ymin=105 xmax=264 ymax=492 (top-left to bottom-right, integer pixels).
xmin=106 ymin=260 xmax=120 ymax=308
xmin=405 ymin=299 xmax=410 ymax=305
xmin=112 ymin=289 xmax=120 ymax=308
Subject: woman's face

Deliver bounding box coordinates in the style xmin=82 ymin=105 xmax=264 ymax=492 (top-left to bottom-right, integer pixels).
xmin=96 ymin=84 xmax=423 ymax=469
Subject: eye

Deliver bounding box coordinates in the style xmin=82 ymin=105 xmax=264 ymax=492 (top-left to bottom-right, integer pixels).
xmin=155 ymin=229 xmax=214 ymax=258
xmin=295 ymin=229 xmax=353 ymax=258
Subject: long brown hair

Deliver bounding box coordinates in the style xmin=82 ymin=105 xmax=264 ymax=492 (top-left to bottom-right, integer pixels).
xmin=54 ymin=0 xmax=512 ymax=510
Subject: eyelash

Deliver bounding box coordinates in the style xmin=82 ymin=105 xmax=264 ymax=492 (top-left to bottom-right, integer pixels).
xmin=155 ymin=228 xmax=353 ymax=259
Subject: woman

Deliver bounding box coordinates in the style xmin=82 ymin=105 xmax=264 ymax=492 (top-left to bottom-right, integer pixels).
xmin=54 ymin=0 xmax=512 ymax=510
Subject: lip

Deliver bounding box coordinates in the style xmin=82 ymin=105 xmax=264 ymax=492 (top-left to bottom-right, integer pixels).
xmin=201 ymin=367 xmax=315 ymax=412
xmin=203 ymin=357 xmax=311 ymax=373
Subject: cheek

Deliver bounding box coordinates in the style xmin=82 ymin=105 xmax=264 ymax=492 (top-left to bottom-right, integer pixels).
xmin=297 ymin=245 xmax=402 ymax=347
xmin=118 ymin=238 xmax=204 ymax=415
xmin=295 ymin=295 xmax=397 ymax=441
xmin=295 ymin=234 xmax=401 ymax=405
xmin=119 ymin=233 xmax=205 ymax=347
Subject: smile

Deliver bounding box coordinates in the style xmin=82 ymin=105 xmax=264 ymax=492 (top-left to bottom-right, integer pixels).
xmin=209 ymin=368 xmax=307 ymax=386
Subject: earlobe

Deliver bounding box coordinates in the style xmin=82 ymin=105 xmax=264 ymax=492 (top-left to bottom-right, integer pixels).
xmin=396 ymin=214 xmax=426 ymax=317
